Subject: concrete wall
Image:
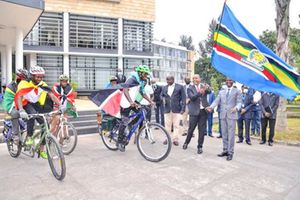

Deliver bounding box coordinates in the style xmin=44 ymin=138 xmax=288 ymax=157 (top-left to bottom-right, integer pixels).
xmin=45 ymin=0 xmax=155 ymax=22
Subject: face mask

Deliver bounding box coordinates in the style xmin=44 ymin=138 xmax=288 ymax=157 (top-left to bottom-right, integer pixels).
xmin=244 ymin=89 xmax=248 ymax=93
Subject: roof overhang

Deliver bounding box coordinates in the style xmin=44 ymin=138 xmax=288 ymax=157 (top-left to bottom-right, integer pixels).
xmin=0 ymin=0 xmax=44 ymax=47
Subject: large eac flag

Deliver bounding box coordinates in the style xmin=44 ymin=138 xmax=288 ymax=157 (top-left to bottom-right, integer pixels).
xmin=211 ymin=4 xmax=300 ymax=100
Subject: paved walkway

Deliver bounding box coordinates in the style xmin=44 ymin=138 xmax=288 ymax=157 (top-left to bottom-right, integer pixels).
xmin=0 ymin=134 xmax=300 ymax=200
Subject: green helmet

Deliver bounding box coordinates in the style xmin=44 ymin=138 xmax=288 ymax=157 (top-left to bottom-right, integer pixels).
xmin=59 ymin=74 xmax=69 ymax=81
xmin=136 ymin=65 xmax=151 ymax=74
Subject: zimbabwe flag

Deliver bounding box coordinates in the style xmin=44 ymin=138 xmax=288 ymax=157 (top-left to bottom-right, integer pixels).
xmin=211 ymin=4 xmax=300 ymax=100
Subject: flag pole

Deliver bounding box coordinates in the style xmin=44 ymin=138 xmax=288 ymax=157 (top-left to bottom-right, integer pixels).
xmin=213 ymin=0 xmax=228 ymax=46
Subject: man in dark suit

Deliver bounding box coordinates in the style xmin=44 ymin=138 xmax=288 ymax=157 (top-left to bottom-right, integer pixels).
xmin=182 ymin=77 xmax=191 ymax=136
xmin=206 ymin=84 xmax=215 ymax=137
xmin=161 ymin=76 xmax=186 ymax=146
xmin=152 ymin=79 xmax=164 ymax=126
xmin=237 ymin=86 xmax=254 ymax=145
xmin=183 ymin=74 xmax=210 ymax=154
xmin=259 ymin=92 xmax=280 ymax=146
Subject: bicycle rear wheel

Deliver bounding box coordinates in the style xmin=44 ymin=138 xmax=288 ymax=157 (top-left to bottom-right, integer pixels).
xmin=46 ymin=134 xmax=66 ymax=181
xmin=57 ymin=122 xmax=77 ymax=155
xmin=137 ymin=122 xmax=172 ymax=162
xmin=99 ymin=126 xmax=118 ymax=151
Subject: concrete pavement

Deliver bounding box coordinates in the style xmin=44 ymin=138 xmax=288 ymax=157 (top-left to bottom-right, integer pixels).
xmin=0 ymin=134 xmax=300 ymax=200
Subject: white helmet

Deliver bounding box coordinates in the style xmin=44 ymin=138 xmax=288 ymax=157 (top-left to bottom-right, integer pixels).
xmin=29 ymin=66 xmax=45 ymax=75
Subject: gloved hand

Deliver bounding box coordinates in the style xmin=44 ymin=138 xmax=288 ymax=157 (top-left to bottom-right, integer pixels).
xmin=19 ymin=110 xmax=28 ymax=119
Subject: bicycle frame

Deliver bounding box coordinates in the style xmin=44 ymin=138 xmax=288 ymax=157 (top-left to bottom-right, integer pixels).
xmin=26 ymin=114 xmax=52 ymax=154
xmin=124 ymin=107 xmax=147 ymax=141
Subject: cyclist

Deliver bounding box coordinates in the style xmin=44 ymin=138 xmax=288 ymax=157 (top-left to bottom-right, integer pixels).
xmin=15 ymin=66 xmax=61 ymax=159
xmin=2 ymin=69 xmax=29 ymax=143
xmin=117 ymin=65 xmax=154 ymax=152
xmin=51 ymin=74 xmax=77 ymax=142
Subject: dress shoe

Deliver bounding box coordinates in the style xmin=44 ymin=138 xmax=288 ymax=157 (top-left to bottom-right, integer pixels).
xmin=246 ymin=141 xmax=252 ymax=145
xmin=268 ymin=142 xmax=273 ymax=146
xmin=259 ymin=141 xmax=266 ymax=145
xmin=208 ymin=135 xmax=214 ymax=138
xmin=173 ymin=141 xmax=179 ymax=146
xmin=197 ymin=148 xmax=203 ymax=154
xmin=182 ymin=132 xmax=187 ymax=136
xmin=236 ymin=140 xmax=243 ymax=143
xmin=117 ymin=142 xmax=126 ymax=152
xmin=226 ymin=154 xmax=233 ymax=161
xmin=217 ymin=152 xmax=228 ymax=157
xmin=182 ymin=143 xmax=188 ymax=150
xmin=217 ymin=135 xmax=222 ymax=138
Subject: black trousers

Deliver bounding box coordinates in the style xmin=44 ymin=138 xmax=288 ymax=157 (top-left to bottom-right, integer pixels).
xmin=155 ymin=103 xmax=165 ymax=126
xmin=24 ymin=103 xmax=46 ymax=144
xmin=261 ymin=118 xmax=276 ymax=142
xmin=118 ymin=107 xmax=140 ymax=142
xmin=184 ymin=109 xmax=207 ymax=148
xmin=238 ymin=118 xmax=251 ymax=142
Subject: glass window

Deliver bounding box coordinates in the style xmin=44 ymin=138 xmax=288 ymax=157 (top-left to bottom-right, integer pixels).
xmin=123 ymin=20 xmax=153 ymax=53
xmin=24 ymin=12 xmax=63 ymax=47
xmin=123 ymin=58 xmax=153 ymax=77
xmin=69 ymin=14 xmax=118 ymax=50
xmin=70 ymin=56 xmax=118 ymax=90
xmin=36 ymin=54 xmax=63 ymax=86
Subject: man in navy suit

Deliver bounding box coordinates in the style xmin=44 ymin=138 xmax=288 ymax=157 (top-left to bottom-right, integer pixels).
xmin=161 ymin=76 xmax=186 ymax=146
xmin=206 ymin=84 xmax=215 ymax=137
xmin=237 ymin=86 xmax=254 ymax=145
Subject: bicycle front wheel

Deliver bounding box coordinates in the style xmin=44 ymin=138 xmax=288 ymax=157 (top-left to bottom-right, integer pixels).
xmin=57 ymin=122 xmax=78 ymax=155
xmin=137 ymin=122 xmax=172 ymax=162
xmin=46 ymin=134 xmax=66 ymax=181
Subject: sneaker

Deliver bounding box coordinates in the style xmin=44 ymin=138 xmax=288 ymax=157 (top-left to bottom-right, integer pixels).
xmin=25 ymin=137 xmax=33 ymax=146
xmin=39 ymin=151 xmax=48 ymax=159
xmin=117 ymin=142 xmax=126 ymax=152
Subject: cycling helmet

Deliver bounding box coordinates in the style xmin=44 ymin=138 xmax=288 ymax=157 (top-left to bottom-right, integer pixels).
xmin=136 ymin=65 xmax=151 ymax=74
xmin=16 ymin=69 xmax=29 ymax=80
xmin=59 ymin=74 xmax=69 ymax=81
xmin=29 ymin=66 xmax=45 ymax=75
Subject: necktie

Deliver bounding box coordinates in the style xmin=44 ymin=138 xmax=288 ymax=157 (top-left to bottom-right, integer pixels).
xmin=226 ymin=89 xmax=231 ymax=99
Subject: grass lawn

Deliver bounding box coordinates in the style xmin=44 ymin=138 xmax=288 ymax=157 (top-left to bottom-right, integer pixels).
xmin=212 ymin=118 xmax=300 ymax=143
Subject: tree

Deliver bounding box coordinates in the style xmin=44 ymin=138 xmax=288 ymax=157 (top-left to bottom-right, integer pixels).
xmin=275 ymin=0 xmax=291 ymax=132
xmin=179 ymin=35 xmax=195 ymax=50
xmin=259 ymin=30 xmax=277 ymax=52
xmin=196 ymin=19 xmax=225 ymax=86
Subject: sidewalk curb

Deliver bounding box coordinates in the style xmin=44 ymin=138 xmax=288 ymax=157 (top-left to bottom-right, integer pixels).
xmin=249 ymin=135 xmax=300 ymax=147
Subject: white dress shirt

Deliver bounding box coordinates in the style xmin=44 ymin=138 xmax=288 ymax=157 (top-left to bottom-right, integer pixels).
xmin=167 ymin=83 xmax=175 ymax=97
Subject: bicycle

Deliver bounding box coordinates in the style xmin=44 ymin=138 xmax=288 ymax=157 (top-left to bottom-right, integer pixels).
xmin=2 ymin=111 xmax=66 ymax=181
xmin=2 ymin=115 xmax=25 ymax=158
xmin=49 ymin=110 xmax=78 ymax=155
xmin=98 ymin=106 xmax=172 ymax=162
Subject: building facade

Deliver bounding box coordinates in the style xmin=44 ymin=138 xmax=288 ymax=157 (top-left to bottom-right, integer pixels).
xmin=152 ymin=41 xmax=193 ymax=83
xmin=22 ymin=0 xmax=155 ymax=93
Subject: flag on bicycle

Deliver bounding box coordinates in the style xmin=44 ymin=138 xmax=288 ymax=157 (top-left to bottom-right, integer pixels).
xmin=52 ymin=84 xmax=78 ymax=118
xmin=89 ymin=85 xmax=142 ymax=118
xmin=211 ymin=4 xmax=300 ymax=100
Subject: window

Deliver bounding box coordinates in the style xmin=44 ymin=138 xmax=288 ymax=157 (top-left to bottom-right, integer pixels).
xmin=123 ymin=20 xmax=153 ymax=53
xmin=70 ymin=56 xmax=118 ymax=90
xmin=123 ymin=58 xmax=153 ymax=77
xmin=36 ymin=54 xmax=63 ymax=86
xmin=69 ymin=14 xmax=118 ymax=50
xmin=24 ymin=12 xmax=63 ymax=47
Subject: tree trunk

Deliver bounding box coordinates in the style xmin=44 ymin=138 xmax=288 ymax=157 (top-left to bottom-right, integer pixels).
xmin=275 ymin=0 xmax=291 ymax=132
